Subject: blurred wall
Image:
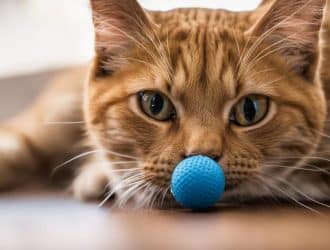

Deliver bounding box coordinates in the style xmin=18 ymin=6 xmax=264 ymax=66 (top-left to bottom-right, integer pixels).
xmin=0 ymin=0 xmax=261 ymax=78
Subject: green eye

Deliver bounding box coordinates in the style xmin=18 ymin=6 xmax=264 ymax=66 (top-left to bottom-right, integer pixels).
xmin=230 ymin=95 xmax=269 ymax=126
xmin=138 ymin=91 xmax=176 ymax=121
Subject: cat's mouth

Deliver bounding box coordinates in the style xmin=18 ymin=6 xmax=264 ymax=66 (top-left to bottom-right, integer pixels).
xmin=106 ymin=152 xmax=260 ymax=209
xmin=110 ymin=169 xmax=255 ymax=209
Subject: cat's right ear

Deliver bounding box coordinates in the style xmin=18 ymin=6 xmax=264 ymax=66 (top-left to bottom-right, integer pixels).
xmin=90 ymin=0 xmax=154 ymax=77
xmin=247 ymin=0 xmax=325 ymax=79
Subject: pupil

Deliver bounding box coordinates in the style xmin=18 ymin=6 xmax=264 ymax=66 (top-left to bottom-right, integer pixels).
xmin=150 ymin=94 xmax=164 ymax=115
xmin=243 ymin=98 xmax=257 ymax=122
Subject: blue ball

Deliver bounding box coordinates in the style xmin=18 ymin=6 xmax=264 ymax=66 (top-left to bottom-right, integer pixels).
xmin=171 ymin=155 xmax=225 ymax=210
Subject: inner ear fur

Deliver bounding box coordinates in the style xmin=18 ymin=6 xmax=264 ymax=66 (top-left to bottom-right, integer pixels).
xmin=90 ymin=0 xmax=155 ymax=77
xmin=247 ymin=0 xmax=325 ymax=79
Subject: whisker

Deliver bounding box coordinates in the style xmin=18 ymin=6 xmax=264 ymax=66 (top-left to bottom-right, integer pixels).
xmin=263 ymin=164 xmax=329 ymax=174
xmin=236 ymin=29 xmax=253 ymax=78
xmin=51 ymin=149 xmax=103 ymax=176
xmin=117 ymin=178 xmax=153 ymax=208
xmin=148 ymin=186 xmax=163 ymax=210
xmin=100 ymin=164 xmax=157 ymax=209
xmin=256 ymin=175 xmax=323 ymax=215
xmin=52 ymin=148 xmax=140 ymax=176
xmin=118 ymin=174 xmax=154 ymax=207
xmin=250 ymin=176 xmax=279 ymax=202
xmin=110 ymin=161 xmax=138 ymax=165
xmin=245 ymin=42 xmax=302 ymax=74
xmin=249 ymin=68 xmax=275 ymax=79
xmin=104 ymin=149 xmax=140 ymax=160
xmin=135 ymin=183 xmax=153 ymax=209
xmin=245 ymin=77 xmax=283 ymax=91
xmin=232 ymin=29 xmax=242 ymax=58
xmin=120 ymin=173 xmax=147 ymax=184
xmin=144 ymin=185 xmax=157 ymax=210
xmin=246 ymin=30 xmax=315 ymax=73
xmin=160 ymin=185 xmax=171 ymax=208
xmin=99 ymin=174 xmax=147 ymax=207
xmin=269 ymin=175 xmax=330 ymax=209
xmin=269 ymin=155 xmax=330 ymax=164
xmin=118 ymin=57 xmax=155 ymax=68
xmin=44 ymin=121 xmax=85 ymax=125
xmin=311 ymin=128 xmax=330 ymax=140
xmin=106 ymin=167 xmax=140 ymax=172
xmin=165 ymin=27 xmax=171 ymax=62
xmin=99 ymin=185 xmax=120 ymax=207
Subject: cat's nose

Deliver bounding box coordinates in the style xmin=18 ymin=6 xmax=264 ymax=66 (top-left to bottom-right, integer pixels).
xmin=184 ymin=153 xmax=221 ymax=162
xmin=183 ymin=123 xmax=223 ymax=162
xmin=184 ymin=135 xmax=222 ymax=162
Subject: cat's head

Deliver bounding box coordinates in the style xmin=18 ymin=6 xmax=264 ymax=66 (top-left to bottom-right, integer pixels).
xmin=85 ymin=0 xmax=326 ymax=208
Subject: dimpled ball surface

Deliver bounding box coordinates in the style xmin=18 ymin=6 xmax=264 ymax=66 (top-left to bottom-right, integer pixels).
xmin=171 ymin=155 xmax=225 ymax=210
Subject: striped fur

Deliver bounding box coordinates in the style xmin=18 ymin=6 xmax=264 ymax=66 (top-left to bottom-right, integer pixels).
xmin=0 ymin=0 xmax=329 ymax=209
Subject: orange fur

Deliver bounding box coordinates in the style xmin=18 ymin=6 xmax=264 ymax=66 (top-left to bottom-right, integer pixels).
xmin=0 ymin=0 xmax=329 ymax=209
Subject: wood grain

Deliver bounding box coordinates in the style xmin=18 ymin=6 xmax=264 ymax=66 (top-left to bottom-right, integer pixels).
xmin=0 ymin=185 xmax=329 ymax=250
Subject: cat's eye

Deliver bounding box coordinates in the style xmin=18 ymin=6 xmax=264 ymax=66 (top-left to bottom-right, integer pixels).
xmin=230 ymin=95 xmax=269 ymax=126
xmin=138 ymin=91 xmax=176 ymax=121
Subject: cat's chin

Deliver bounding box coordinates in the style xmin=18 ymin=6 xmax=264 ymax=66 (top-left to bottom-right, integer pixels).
xmin=111 ymin=183 xmax=266 ymax=210
xmin=109 ymin=177 xmax=268 ymax=209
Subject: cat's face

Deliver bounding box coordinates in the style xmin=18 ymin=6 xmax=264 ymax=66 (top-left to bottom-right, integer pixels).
xmin=86 ymin=0 xmax=326 ymax=207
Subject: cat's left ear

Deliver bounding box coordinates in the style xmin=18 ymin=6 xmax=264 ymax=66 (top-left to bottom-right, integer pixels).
xmin=90 ymin=0 xmax=155 ymax=77
xmin=247 ymin=0 xmax=326 ymax=79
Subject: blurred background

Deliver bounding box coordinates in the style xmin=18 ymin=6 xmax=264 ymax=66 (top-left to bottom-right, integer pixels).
xmin=0 ymin=0 xmax=261 ymax=78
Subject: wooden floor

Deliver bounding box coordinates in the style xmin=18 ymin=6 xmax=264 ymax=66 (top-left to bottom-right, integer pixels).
xmin=0 ymin=185 xmax=329 ymax=250
xmin=0 ymin=72 xmax=329 ymax=250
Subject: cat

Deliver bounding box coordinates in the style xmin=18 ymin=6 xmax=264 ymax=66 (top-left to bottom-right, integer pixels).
xmin=0 ymin=0 xmax=329 ymax=209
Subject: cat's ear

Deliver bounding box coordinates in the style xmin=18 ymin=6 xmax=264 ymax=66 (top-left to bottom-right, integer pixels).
xmin=90 ymin=0 xmax=154 ymax=76
xmin=247 ymin=0 xmax=325 ymax=78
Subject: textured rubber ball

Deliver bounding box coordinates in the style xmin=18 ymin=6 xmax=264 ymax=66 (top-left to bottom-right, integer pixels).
xmin=171 ymin=155 xmax=225 ymax=210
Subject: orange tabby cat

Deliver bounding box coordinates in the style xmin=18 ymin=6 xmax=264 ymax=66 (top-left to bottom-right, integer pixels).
xmin=0 ymin=0 xmax=329 ymax=209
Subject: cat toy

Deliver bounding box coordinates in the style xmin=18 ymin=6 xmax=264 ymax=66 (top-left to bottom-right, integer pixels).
xmin=171 ymin=155 xmax=226 ymax=210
